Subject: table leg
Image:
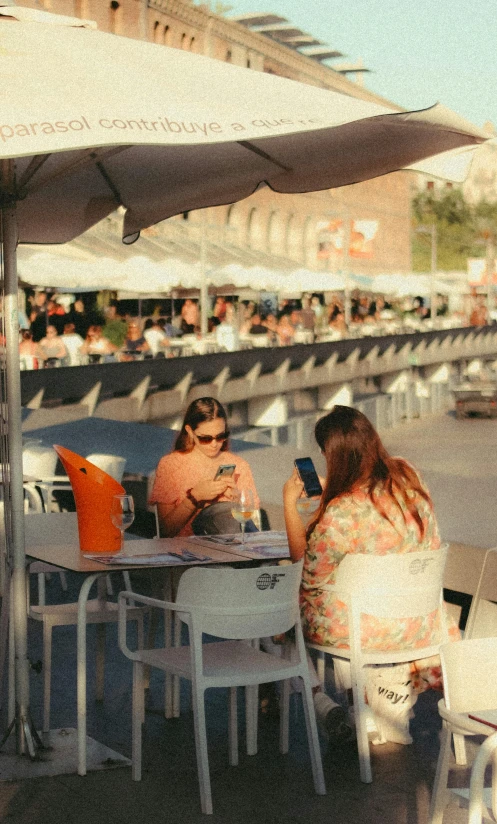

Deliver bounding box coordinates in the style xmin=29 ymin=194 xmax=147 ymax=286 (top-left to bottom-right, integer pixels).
xmin=77 ymin=572 xmax=100 ymax=777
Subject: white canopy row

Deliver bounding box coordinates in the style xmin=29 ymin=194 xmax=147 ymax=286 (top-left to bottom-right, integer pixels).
xmin=18 ymin=247 xmax=469 ymax=298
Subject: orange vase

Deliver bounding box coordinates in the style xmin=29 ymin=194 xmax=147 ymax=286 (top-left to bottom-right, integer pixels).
xmin=54 ymin=445 xmax=125 ymax=553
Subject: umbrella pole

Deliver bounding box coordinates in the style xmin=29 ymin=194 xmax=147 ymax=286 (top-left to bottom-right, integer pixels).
xmin=1 ymin=196 xmax=33 ymax=755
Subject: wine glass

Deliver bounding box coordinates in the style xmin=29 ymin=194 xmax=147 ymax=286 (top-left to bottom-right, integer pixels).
xmin=110 ymin=494 xmax=135 ymax=551
xmin=231 ymin=488 xmax=255 ymax=545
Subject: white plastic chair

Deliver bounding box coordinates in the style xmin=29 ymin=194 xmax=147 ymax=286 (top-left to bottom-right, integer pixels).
xmin=86 ymin=454 xmax=126 ymax=483
xmin=306 ymin=546 xmax=449 ymax=783
xmin=464 ymin=548 xmax=497 ymax=640
xmin=428 ymin=637 xmax=497 ymax=824
xmin=24 ymin=513 xmax=146 ymax=733
xmin=118 ymin=559 xmax=325 ymax=815
xmin=22 ymin=444 xmax=59 ymax=511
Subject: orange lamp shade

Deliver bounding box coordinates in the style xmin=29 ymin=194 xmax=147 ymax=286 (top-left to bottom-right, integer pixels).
xmin=54 ymin=445 xmax=125 ymax=553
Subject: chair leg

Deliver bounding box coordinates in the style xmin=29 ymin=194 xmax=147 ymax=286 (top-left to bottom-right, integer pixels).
xmin=427 ymin=723 xmax=453 ymax=824
xmin=300 ymin=675 xmax=326 ymax=796
xmin=95 ymin=624 xmax=106 ymax=702
xmin=453 ymin=732 xmax=467 ymax=765
xmin=468 ymin=732 xmax=497 ymax=824
xmin=491 ymin=741 xmax=497 ymax=820
xmin=42 ymin=620 xmax=52 ymax=733
xmin=136 ymin=615 xmax=145 ymax=724
xmin=192 ymin=685 xmax=213 ymax=815
xmin=145 ymin=608 xmax=159 ymax=694
xmin=351 ymin=665 xmax=372 ymax=784
xmin=37 ymin=572 xmax=46 ymax=607
xmin=228 ymin=687 xmax=238 ymax=766
xmin=316 ymin=650 xmax=325 ymax=688
xmin=172 ymin=613 xmax=181 ymax=718
xmin=245 ymin=685 xmax=258 ymax=756
xmin=279 ymin=678 xmax=291 ymax=755
xmin=132 ymin=661 xmax=144 ymax=781
xmin=7 ymin=598 xmax=15 ymax=727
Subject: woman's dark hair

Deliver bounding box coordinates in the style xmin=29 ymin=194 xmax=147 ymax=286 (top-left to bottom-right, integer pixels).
xmin=307 ymin=405 xmax=431 ymax=538
xmin=175 ymin=397 xmax=229 ymax=453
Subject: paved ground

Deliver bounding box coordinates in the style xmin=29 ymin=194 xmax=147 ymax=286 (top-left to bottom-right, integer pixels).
xmin=0 ymin=408 xmax=495 ymax=824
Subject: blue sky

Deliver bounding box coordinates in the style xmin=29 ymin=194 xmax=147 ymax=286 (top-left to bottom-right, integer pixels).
xmin=219 ymin=0 xmax=497 ymax=129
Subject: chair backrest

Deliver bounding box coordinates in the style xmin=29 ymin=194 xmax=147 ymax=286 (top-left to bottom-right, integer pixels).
xmin=176 ymin=560 xmax=303 ymax=640
xmin=464 ymin=548 xmax=497 ymax=638
xmin=335 ymin=546 xmax=448 ymax=621
xmin=86 ymin=453 xmax=126 ymax=483
xmin=24 ymin=511 xmax=79 ymax=546
xmin=440 ymin=637 xmax=497 ymax=713
xmin=22 ymin=445 xmax=58 ymax=478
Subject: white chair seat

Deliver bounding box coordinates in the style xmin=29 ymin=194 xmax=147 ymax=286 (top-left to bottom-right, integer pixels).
xmin=140 ymin=640 xmax=303 ymax=683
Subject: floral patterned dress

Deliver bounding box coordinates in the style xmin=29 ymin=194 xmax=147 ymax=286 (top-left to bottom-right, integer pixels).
xmin=300 ymin=475 xmax=459 ymax=693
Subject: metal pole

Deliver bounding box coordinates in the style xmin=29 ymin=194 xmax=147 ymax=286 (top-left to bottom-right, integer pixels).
xmin=486 ymin=235 xmax=495 ymax=323
xmin=343 ymin=216 xmax=351 ymax=329
xmin=430 ymin=223 xmax=437 ymax=325
xmin=1 ymin=189 xmax=30 ymax=753
xmin=199 ymin=212 xmax=209 ymax=337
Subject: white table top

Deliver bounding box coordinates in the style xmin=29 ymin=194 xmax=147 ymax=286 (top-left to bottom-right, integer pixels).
xmin=24 ymin=512 xmax=283 ymax=573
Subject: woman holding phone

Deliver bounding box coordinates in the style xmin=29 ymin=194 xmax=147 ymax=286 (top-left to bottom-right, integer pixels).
xmin=283 ymin=405 xmax=456 ymax=746
xmin=150 ymin=397 xmax=259 ymax=537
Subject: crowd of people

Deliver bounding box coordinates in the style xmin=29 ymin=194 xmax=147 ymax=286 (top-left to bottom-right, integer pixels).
xmin=17 ymin=287 xmax=492 ymax=369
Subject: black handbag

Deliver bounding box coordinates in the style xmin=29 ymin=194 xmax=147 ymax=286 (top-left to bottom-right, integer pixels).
xmin=191 ymin=501 xmax=257 ymax=536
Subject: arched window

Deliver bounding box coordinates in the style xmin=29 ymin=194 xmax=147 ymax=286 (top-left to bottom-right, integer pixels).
xmin=180 ymin=33 xmax=187 ymax=50
xmin=247 ymin=208 xmax=264 ymax=250
xmin=153 ymin=21 xmax=161 ymax=43
xmin=285 ymin=213 xmax=302 ymax=261
xmin=267 ymin=211 xmax=285 ymax=256
xmin=302 ymin=216 xmax=315 ymax=266
xmin=163 ymin=26 xmax=171 ymax=46
xmin=190 ymin=37 xmax=196 ymax=52
xmin=226 ymin=49 xmax=232 ymax=62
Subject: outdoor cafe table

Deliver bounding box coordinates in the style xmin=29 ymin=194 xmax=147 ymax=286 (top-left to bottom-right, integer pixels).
xmin=24 ymin=514 xmax=290 ymax=775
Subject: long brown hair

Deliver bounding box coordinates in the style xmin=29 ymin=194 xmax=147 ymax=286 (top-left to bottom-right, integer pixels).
xmin=174 ymin=397 xmax=229 ymax=453
xmin=307 ymin=405 xmax=431 ymax=538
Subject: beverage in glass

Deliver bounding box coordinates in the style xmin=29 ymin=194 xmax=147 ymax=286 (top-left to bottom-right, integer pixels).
xmin=231 ymin=488 xmax=255 ymax=545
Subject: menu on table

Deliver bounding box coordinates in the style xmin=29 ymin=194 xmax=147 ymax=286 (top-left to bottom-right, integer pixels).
xmin=188 ymin=530 xmax=290 ymax=560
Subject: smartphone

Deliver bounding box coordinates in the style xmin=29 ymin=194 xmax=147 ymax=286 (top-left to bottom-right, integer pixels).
xmin=214 ymin=464 xmax=236 ymax=480
xmin=294 ymin=457 xmax=323 ymax=498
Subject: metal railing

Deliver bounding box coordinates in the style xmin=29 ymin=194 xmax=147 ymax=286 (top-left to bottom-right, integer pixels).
xmin=239 ymin=383 xmax=452 ymax=449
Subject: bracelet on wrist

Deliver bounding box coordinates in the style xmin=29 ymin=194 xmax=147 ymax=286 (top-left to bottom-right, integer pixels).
xmin=186 ymin=488 xmax=200 ymax=509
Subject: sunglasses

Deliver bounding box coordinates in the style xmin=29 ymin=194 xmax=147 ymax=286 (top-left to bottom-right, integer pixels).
xmin=195 ymin=431 xmax=230 ymax=444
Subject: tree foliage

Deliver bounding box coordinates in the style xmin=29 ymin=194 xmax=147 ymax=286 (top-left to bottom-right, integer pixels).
xmin=411 ymin=188 xmax=497 ymax=271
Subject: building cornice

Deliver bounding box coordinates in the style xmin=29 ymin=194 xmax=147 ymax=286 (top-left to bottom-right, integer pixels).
xmin=148 ymin=0 xmax=401 ymax=110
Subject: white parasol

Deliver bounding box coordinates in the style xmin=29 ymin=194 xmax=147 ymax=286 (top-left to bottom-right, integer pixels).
xmin=0 ymin=3 xmax=489 ymax=756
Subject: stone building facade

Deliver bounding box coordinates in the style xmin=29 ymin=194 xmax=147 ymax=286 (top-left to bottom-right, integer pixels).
xmin=16 ymin=0 xmax=416 ymax=276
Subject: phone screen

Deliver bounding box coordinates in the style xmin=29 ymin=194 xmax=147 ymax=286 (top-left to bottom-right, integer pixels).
xmin=294 ymin=457 xmax=323 ymax=497
xmin=214 ymin=464 xmax=236 ymax=480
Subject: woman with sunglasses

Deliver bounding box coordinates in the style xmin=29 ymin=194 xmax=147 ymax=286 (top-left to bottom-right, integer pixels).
xmin=150 ymin=397 xmax=259 ymax=538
